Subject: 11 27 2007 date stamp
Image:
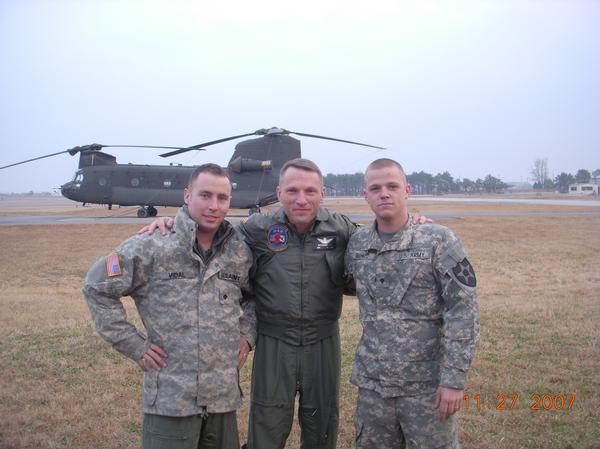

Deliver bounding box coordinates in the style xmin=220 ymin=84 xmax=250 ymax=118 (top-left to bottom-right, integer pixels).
xmin=462 ymin=393 xmax=576 ymax=412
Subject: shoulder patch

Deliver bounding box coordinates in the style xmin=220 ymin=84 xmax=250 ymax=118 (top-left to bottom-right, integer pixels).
xmin=267 ymin=224 xmax=289 ymax=251
xmin=105 ymin=252 xmax=122 ymax=277
xmin=452 ymin=257 xmax=476 ymax=287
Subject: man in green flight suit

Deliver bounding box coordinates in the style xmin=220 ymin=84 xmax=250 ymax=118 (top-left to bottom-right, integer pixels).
xmin=238 ymin=158 xmax=356 ymax=449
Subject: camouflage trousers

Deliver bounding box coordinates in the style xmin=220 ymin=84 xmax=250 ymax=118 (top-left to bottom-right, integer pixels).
xmin=142 ymin=411 xmax=239 ymax=449
xmin=355 ymin=388 xmax=459 ymax=449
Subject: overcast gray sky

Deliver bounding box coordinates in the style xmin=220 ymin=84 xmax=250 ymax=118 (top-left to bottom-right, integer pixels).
xmin=1 ymin=0 xmax=599 ymax=193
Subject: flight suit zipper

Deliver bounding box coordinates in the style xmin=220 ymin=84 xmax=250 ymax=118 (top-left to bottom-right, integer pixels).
xmin=299 ymin=233 xmax=305 ymax=346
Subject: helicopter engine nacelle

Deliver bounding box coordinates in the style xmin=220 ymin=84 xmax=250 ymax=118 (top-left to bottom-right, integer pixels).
xmin=228 ymin=156 xmax=272 ymax=173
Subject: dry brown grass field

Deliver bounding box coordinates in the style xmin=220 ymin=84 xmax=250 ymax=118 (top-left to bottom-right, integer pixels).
xmin=1 ymin=199 xmax=599 ymax=448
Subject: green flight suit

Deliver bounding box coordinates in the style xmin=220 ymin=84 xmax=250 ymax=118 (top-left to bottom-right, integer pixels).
xmin=239 ymin=207 xmax=356 ymax=449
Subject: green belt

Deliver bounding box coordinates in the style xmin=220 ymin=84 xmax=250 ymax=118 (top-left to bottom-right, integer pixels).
xmin=257 ymin=320 xmax=339 ymax=346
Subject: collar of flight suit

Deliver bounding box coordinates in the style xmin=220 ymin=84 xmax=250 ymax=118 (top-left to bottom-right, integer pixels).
xmin=275 ymin=206 xmax=331 ymax=233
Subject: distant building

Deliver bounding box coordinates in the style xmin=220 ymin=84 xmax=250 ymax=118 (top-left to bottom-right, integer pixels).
xmin=568 ymin=182 xmax=599 ymax=195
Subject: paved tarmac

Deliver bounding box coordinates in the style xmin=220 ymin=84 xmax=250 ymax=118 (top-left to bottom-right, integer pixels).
xmin=2 ymin=195 xmax=600 ymax=225
xmin=1 ymin=209 xmax=600 ymax=226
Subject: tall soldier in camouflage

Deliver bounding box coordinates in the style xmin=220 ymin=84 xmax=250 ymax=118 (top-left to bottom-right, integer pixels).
xmin=345 ymin=158 xmax=479 ymax=448
xmin=83 ymin=164 xmax=254 ymax=449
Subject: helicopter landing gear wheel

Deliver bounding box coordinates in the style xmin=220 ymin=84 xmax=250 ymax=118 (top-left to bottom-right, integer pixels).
xmin=147 ymin=206 xmax=157 ymax=217
xmin=248 ymin=206 xmax=260 ymax=215
xmin=137 ymin=207 xmax=148 ymax=218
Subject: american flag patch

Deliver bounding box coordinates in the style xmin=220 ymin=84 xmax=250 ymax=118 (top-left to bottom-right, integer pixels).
xmin=105 ymin=252 xmax=122 ymax=277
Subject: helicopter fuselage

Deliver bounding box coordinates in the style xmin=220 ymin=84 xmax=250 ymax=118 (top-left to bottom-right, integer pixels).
xmin=59 ymin=134 xmax=301 ymax=211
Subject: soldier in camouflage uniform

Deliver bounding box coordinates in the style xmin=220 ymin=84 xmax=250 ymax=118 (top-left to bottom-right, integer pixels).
xmin=83 ymin=164 xmax=253 ymax=449
xmin=345 ymin=158 xmax=479 ymax=449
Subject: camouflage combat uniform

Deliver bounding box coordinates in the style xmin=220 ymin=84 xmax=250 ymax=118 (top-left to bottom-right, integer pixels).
xmin=238 ymin=207 xmax=356 ymax=449
xmin=345 ymin=218 xmax=479 ymax=449
xmin=83 ymin=206 xmax=253 ymax=449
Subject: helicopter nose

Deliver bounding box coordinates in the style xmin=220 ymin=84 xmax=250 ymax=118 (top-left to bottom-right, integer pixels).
xmin=60 ymin=182 xmax=76 ymax=199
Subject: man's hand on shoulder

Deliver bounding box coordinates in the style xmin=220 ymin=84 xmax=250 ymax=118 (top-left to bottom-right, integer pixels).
xmin=412 ymin=214 xmax=433 ymax=225
xmin=434 ymin=386 xmax=463 ymax=421
xmin=137 ymin=217 xmax=175 ymax=236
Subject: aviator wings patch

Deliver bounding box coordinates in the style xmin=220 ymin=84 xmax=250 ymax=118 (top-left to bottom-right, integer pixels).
xmin=314 ymin=236 xmax=337 ymax=251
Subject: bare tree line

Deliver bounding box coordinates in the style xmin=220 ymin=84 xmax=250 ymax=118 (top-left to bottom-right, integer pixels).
xmin=324 ymin=159 xmax=600 ymax=197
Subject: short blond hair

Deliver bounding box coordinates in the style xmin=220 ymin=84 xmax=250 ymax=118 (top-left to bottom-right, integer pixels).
xmin=280 ymin=158 xmax=323 ymax=184
xmin=365 ymin=158 xmax=407 ymax=183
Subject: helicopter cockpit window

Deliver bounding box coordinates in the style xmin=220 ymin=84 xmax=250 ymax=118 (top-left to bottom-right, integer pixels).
xmin=163 ymin=180 xmax=172 ymax=188
xmin=130 ymin=177 xmax=140 ymax=187
xmin=73 ymin=172 xmax=84 ymax=183
xmin=98 ymin=177 xmax=107 ymax=186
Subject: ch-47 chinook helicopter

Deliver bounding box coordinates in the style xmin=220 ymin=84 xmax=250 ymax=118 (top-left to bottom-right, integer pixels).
xmin=0 ymin=127 xmax=384 ymax=217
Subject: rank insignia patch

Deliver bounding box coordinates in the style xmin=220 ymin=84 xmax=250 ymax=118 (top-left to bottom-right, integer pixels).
xmin=267 ymin=224 xmax=289 ymax=251
xmin=452 ymin=257 xmax=476 ymax=287
xmin=314 ymin=235 xmax=336 ymax=251
xmin=105 ymin=252 xmax=122 ymax=277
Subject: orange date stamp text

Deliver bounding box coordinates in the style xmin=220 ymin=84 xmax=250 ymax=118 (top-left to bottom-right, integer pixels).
xmin=462 ymin=393 xmax=576 ymax=412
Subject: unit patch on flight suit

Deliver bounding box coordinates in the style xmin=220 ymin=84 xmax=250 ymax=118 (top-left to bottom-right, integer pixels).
xmin=313 ymin=235 xmax=337 ymax=251
xmin=452 ymin=257 xmax=477 ymax=287
xmin=105 ymin=252 xmax=122 ymax=277
xmin=267 ymin=224 xmax=289 ymax=251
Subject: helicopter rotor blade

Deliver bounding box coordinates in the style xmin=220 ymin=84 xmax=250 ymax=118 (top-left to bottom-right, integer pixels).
xmin=0 ymin=149 xmax=76 ymax=170
xmin=287 ymin=131 xmax=386 ymax=149
xmin=159 ymin=132 xmax=261 ymax=158
xmin=103 ymin=144 xmax=200 ymax=151
xmin=1 ymin=127 xmax=384 ymax=170
xmin=0 ymin=143 xmax=199 ymax=170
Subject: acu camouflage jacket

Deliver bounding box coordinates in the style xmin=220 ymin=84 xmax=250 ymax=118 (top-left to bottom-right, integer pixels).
xmin=345 ymin=219 xmax=479 ymax=397
xmin=83 ymin=206 xmax=253 ymax=415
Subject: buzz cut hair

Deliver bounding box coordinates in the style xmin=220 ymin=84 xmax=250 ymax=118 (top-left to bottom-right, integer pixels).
xmin=280 ymin=158 xmax=323 ymax=184
xmin=188 ymin=163 xmax=230 ymax=187
xmin=366 ymin=158 xmax=407 ymax=181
